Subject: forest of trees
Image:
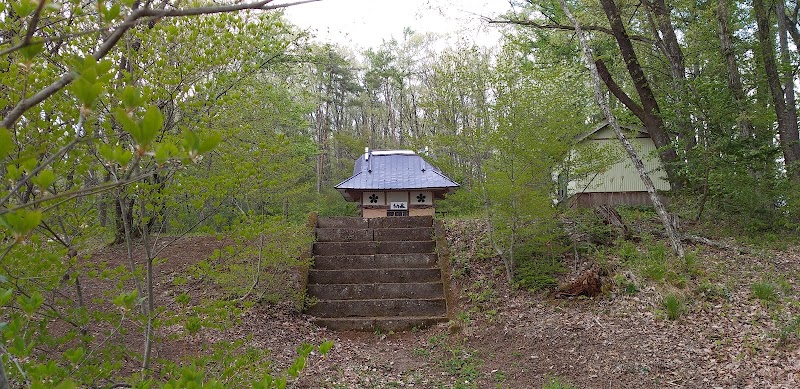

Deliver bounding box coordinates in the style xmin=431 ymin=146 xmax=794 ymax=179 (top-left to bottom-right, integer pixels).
xmin=1 ymin=0 xmax=800 ymax=386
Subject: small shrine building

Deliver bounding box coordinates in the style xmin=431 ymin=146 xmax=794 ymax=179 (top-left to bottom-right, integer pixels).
xmin=334 ymin=149 xmax=459 ymax=218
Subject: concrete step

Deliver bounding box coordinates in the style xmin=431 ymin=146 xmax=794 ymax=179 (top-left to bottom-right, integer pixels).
xmin=317 ymin=217 xmax=368 ymax=229
xmin=378 ymin=241 xmax=435 ymax=254
xmin=308 ymin=268 xmax=442 ymax=284
xmin=315 ymin=228 xmax=373 ymax=242
xmin=368 ymin=216 xmax=433 ymax=229
xmin=313 ymin=253 xmax=438 ymax=270
xmin=308 ymin=282 xmax=445 ymax=300
xmin=374 ymin=227 xmax=434 ymax=242
xmin=306 ymin=298 xmax=447 ymax=318
xmin=315 ymin=227 xmax=434 ymax=242
xmin=313 ymin=241 xmax=377 ymax=256
xmin=312 ymin=316 xmax=448 ymax=332
xmin=313 ymin=241 xmax=436 ymax=256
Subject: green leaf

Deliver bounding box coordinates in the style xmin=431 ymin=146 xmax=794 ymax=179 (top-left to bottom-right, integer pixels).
xmin=198 ymin=133 xmax=221 ymax=154
xmin=11 ymin=0 xmax=36 ymax=17
xmin=31 ymin=169 xmax=55 ymax=190
xmin=6 ymin=165 xmax=21 ymax=180
xmin=71 ymin=78 xmax=104 ymax=106
xmin=117 ymin=148 xmax=133 ymax=166
xmin=154 ymin=143 xmax=179 ymax=164
xmin=0 ymin=289 xmax=13 ymax=306
xmin=287 ymin=356 xmax=305 ymax=377
xmin=80 ymin=66 xmax=98 ymax=83
xmin=114 ymin=108 xmax=141 ymax=143
xmin=54 ymin=380 xmax=77 ymax=389
xmin=0 ymin=128 xmax=13 ymax=159
xmin=140 ymin=105 xmax=164 ymax=145
xmin=44 ymin=2 xmax=60 ymax=12
xmin=101 ymin=144 xmax=133 ymax=166
xmin=18 ymin=41 xmax=44 ymax=61
xmin=297 ymin=342 xmax=313 ymax=357
xmin=4 ymin=209 xmax=42 ymax=236
xmin=10 ymin=332 xmax=32 ymax=357
xmin=21 ymin=156 xmax=37 ymax=173
xmin=103 ymin=3 xmax=121 ymax=22
xmin=183 ymin=130 xmax=200 ymax=151
xmin=17 ymin=291 xmax=44 ymax=315
xmin=98 ymin=144 xmax=114 ymax=162
xmin=185 ymin=317 xmax=202 ymax=334
xmin=97 ymin=59 xmax=113 ymax=76
xmin=112 ymin=290 xmax=138 ymax=310
xmin=64 ymin=347 xmax=85 ymax=365
xmin=120 ymin=86 xmax=142 ymax=109
xmin=318 ymin=340 xmax=334 ymax=355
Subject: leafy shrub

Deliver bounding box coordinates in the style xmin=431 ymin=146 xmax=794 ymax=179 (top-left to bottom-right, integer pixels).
xmin=774 ymin=315 xmax=800 ymax=348
xmin=514 ymin=256 xmax=567 ymax=292
xmin=618 ymin=241 xmax=639 ymax=262
xmin=751 ymin=282 xmax=778 ymax=302
xmin=316 ymin=188 xmax=359 ymax=217
xmin=703 ymin=164 xmax=792 ymax=234
xmin=663 ymin=294 xmax=684 ymax=320
xmin=199 ymin=217 xmax=313 ymax=306
xmin=696 ymin=281 xmax=730 ymax=301
xmin=562 ymin=208 xmax=616 ymax=247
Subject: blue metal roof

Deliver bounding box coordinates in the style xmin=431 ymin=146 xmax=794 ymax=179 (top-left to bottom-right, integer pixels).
xmin=335 ymin=150 xmax=459 ymax=200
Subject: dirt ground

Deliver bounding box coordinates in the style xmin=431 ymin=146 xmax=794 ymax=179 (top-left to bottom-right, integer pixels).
xmin=79 ymin=222 xmax=800 ymax=388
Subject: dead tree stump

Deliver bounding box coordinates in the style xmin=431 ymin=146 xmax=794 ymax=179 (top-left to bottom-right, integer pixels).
xmin=555 ymin=264 xmax=603 ymax=298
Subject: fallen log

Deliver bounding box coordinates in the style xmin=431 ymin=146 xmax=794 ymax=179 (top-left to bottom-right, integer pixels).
xmin=644 ymin=227 xmax=755 ymax=255
xmin=679 ymin=233 xmax=755 ymax=255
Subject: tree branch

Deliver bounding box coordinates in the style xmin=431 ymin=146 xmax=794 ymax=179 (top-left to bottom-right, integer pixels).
xmin=488 ymin=18 xmax=656 ymax=46
xmin=1 ymin=0 xmax=320 ymax=129
xmin=0 ymin=135 xmax=84 ymax=209
xmin=2 ymin=167 xmax=165 ymax=215
xmin=594 ymin=58 xmax=646 ymax=122
xmin=23 ymin=0 xmax=47 ymax=46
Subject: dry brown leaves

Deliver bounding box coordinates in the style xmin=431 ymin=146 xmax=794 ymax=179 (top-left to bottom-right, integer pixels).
xmin=71 ymin=225 xmax=800 ymax=388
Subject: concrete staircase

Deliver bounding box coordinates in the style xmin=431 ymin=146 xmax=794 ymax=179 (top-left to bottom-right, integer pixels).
xmin=306 ymin=216 xmax=449 ymax=331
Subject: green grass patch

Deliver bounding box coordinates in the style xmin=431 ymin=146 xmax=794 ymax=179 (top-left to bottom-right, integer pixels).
xmin=663 ymin=294 xmax=684 ymax=321
xmin=542 ymin=376 xmax=577 ymax=389
xmin=514 ymin=256 xmax=567 ymax=292
xmin=441 ymin=347 xmax=482 ymax=386
xmin=751 ymin=282 xmax=778 ymax=302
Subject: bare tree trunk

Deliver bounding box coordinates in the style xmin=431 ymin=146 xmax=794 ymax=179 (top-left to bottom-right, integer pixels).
xmin=114 ymin=195 xmax=135 ymax=244
xmin=754 ymin=0 xmax=800 ymax=179
xmin=119 ymin=196 xmax=145 ymax=313
xmin=776 ymin=0 xmax=800 ymax=170
xmin=597 ymin=0 xmax=681 ymax=188
xmin=716 ymin=0 xmax=754 ymax=138
xmin=559 ymin=0 xmax=685 ymax=258
xmin=140 ymin=196 xmax=155 ymax=373
xmin=646 ymin=0 xmax=693 ymax=151
xmin=315 ymin=106 xmax=325 ymax=194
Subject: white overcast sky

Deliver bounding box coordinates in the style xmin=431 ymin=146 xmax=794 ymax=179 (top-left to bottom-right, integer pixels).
xmin=282 ymin=0 xmax=513 ymax=49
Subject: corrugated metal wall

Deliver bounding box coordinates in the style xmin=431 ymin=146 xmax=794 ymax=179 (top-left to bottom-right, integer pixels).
xmin=568 ymin=134 xmax=670 ymax=196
